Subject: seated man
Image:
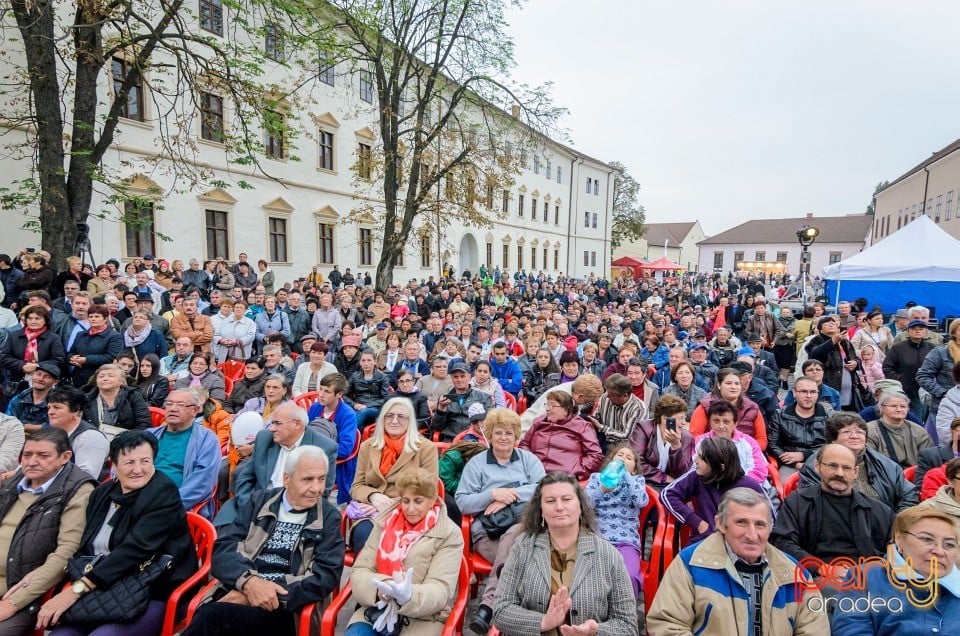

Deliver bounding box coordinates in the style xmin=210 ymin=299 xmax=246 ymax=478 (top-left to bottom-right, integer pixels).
xmin=432 ymin=362 xmax=495 ymax=442
xmin=183 ymin=446 xmax=344 ymax=636
xmin=773 ymin=443 xmax=893 ymax=572
xmin=6 ymin=360 xmax=58 ymax=432
xmin=488 ymin=342 xmax=522 ymax=397
xmin=768 ymin=377 xmax=829 ymax=479
xmin=46 ymin=386 xmax=108 ymax=480
xmin=305 ymin=373 xmax=358 ymax=504
xmin=219 ymin=403 xmax=337 ymax=525
xmin=589 ymin=373 xmax=646 ymax=446
xmin=865 ymin=391 xmax=934 ymax=468
xmin=648 ymin=488 xmax=828 ymax=633
xmin=161 ymin=335 xmax=195 ymax=382
xmin=262 ymin=344 xmax=295 ymax=386
xmin=783 ymin=359 xmax=841 ymax=411
xmin=147 ymin=389 xmax=221 ymax=513
xmin=0 ymin=428 xmax=96 ymax=636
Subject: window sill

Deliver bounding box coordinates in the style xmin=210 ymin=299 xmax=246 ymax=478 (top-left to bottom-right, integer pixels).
xmin=117 ymin=117 xmax=153 ymax=131
xmin=198 ymin=138 xmax=227 ymax=150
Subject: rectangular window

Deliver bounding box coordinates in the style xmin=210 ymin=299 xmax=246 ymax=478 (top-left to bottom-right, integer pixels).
xmin=318 ymin=60 xmax=335 ymax=86
xmin=396 ymin=249 xmax=404 ymax=268
xmin=318 ymin=223 xmax=335 ymax=264
xmin=912 ymin=204 xmax=917 ymax=219
xmin=265 ymin=23 xmax=284 ymax=62
xmin=829 ymin=251 xmax=842 ymax=264
xmin=542 ymin=247 xmax=547 ymax=269
xmin=936 ymin=195 xmax=943 ymax=222
xmin=734 ymin=251 xmax=744 ymax=264
xmin=590 ymin=251 xmax=597 ymax=267
xmin=593 ymin=180 xmax=599 ymax=196
xmin=205 ymin=209 xmax=229 ymax=259
xmin=556 ymin=166 xmax=562 ymax=184
xmin=776 ymin=251 xmax=787 ymax=262
xmin=591 ymin=213 xmax=598 ymax=229
xmin=268 ymin=217 xmax=288 ymax=262
xmin=897 ymin=211 xmax=902 ymax=229
xmin=755 ymin=251 xmax=765 ymax=261
xmin=554 ymin=249 xmax=559 ymax=270
xmin=546 ymin=160 xmax=552 ymax=180
xmin=517 ymin=245 xmax=523 ymax=270
xmin=584 ymin=211 xmax=590 ymax=228
xmin=518 ymin=194 xmax=524 ymax=217
xmin=199 ymin=0 xmax=223 ymax=35
xmin=359 ymin=228 xmax=373 ymax=266
xmin=928 ymin=199 xmax=933 ymax=216
xmin=486 ymin=184 xmax=494 ymax=210
xmin=554 ymin=205 xmax=560 ymax=225
xmin=358 ymin=143 xmax=372 ymax=179
xmin=530 ymin=246 xmax=536 ymax=269
xmin=124 ymin=200 xmax=155 ymax=257
xmin=420 ymin=237 xmax=431 ymax=268
xmin=543 ymin=201 xmax=549 ymax=222
xmin=486 ymin=243 xmax=493 ymax=269
xmin=531 ymin=198 xmax=538 ymax=221
xmin=586 ymin=177 xmax=592 ymax=194
xmin=501 ymin=190 xmax=509 ymax=214
xmin=533 ymin=156 xmax=540 ymax=174
xmin=947 ymin=191 xmax=954 ymax=221
xmin=445 ymin=175 xmax=455 ymax=200
xmin=199 ymin=92 xmax=224 ymax=142
xmin=359 ymin=70 xmax=374 ymax=103
xmin=264 ymin=110 xmax=285 ymax=159
xmin=318 ymin=130 xmax=334 ymax=171
xmin=111 ymin=57 xmax=144 ymax=121
xmin=713 ymin=251 xmax=723 ymax=270
xmin=583 ymin=250 xmax=589 ymax=267
xmin=501 ymin=244 xmax=508 ymax=269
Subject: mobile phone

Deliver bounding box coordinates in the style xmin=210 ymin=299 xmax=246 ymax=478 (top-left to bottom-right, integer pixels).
xmin=25 ymin=248 xmax=35 ymax=253
xmin=666 ymin=417 xmax=677 ymax=432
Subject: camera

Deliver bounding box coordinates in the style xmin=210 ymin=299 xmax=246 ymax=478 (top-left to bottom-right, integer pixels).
xmin=666 ymin=417 xmax=677 ymax=432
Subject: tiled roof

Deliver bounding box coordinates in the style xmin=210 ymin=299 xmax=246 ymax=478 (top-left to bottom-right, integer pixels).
xmin=643 ymin=222 xmax=698 ymax=247
xmin=881 ymin=139 xmax=960 ymax=192
xmin=697 ymin=215 xmax=873 ymax=245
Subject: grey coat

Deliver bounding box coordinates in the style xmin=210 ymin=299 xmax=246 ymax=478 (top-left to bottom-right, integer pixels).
xmin=493 ymin=531 xmax=638 ymax=635
xmin=916 ymin=345 xmax=957 ymax=417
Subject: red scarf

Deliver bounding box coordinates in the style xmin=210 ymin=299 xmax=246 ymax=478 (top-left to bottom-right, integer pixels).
xmin=88 ymin=324 xmax=107 ymax=336
xmin=376 ymin=501 xmax=441 ymax=577
xmin=379 ymin=434 xmax=406 ymax=476
xmin=23 ymin=326 xmax=46 ymax=363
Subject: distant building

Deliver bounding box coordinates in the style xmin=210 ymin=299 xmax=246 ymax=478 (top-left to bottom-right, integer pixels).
xmin=697 ymin=214 xmax=873 ymax=278
xmin=613 ymin=221 xmax=706 ymax=271
xmin=871 ymin=138 xmax=960 ymax=243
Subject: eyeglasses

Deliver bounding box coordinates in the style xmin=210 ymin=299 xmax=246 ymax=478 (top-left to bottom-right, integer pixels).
xmin=905 ymin=531 xmax=959 ymax=551
xmin=163 ymin=401 xmax=196 ymax=410
xmin=268 ymin=419 xmax=291 ymax=428
xmin=837 ymin=428 xmax=866 ymax=437
xmin=491 ymin=430 xmax=516 ymax=438
xmin=384 ymin=413 xmax=409 ymax=422
xmin=818 ymin=461 xmax=856 ymax=473
xmin=397 ymin=378 xmax=414 ymax=384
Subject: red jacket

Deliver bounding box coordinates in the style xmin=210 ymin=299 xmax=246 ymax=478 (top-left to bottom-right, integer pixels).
xmin=520 ymin=413 xmax=603 ymax=480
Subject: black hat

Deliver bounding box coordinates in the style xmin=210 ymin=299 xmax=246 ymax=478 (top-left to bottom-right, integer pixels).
xmin=35 ymin=361 xmax=61 ymax=379
xmin=135 ymin=291 xmax=154 ymax=303
xmin=449 ymin=362 xmax=470 ymax=375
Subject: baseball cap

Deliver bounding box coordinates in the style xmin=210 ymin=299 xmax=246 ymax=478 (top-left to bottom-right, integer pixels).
xmin=443 ymin=324 xmax=457 ymax=331
xmin=746 ymin=334 xmax=762 ymax=343
xmin=300 ymin=333 xmax=318 ymax=342
xmin=35 ymin=361 xmax=61 ymax=379
xmin=737 ymin=346 xmax=756 ymax=358
xmin=908 ymin=319 xmax=928 ymax=329
xmin=376 ymin=322 xmax=389 ymax=329
xmin=872 ymin=379 xmax=902 ymax=394
xmin=689 ymin=342 xmax=708 ymax=351
xmin=449 ymin=362 xmax=470 ymax=374
xmin=693 ymin=329 xmax=706 ymax=338
xmin=142 ymin=254 xmax=155 ymax=260
xmin=728 ymin=361 xmax=753 ymax=375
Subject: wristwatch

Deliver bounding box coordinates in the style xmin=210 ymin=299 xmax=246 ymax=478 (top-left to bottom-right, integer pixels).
xmin=71 ymin=580 xmax=90 ymax=596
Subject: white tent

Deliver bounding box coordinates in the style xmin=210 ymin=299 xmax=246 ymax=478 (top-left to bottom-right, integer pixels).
xmin=823 ymin=215 xmax=960 ymax=281
xmin=823 ymin=216 xmax=960 ymax=318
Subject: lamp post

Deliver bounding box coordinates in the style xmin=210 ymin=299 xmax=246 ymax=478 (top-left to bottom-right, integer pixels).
xmin=796 ymin=225 xmax=819 ymax=303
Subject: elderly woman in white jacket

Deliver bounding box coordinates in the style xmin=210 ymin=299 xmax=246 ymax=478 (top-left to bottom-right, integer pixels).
xmin=213 ymin=300 xmax=257 ymax=363
xmin=936 ymin=361 xmax=960 ymax=444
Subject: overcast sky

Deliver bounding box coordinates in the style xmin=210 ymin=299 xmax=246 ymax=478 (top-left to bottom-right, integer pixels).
xmin=505 ymin=1 xmax=960 ymax=236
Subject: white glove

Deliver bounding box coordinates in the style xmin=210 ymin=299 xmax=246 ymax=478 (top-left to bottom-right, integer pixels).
xmin=373 ymin=569 xmax=414 ymax=606
xmin=371 ymin=598 xmax=399 ymax=633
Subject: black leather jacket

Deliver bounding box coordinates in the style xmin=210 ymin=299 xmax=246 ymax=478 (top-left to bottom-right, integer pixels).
xmin=799 ymin=448 xmax=918 ymax=512
xmin=768 ymin=403 xmax=829 ymax=462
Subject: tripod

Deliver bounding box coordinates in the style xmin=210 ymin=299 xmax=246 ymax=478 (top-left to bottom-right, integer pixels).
xmin=76 ymin=238 xmax=97 ymax=270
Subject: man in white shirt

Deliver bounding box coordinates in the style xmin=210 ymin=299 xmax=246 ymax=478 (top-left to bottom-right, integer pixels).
xmin=46 ymin=386 xmax=107 ymax=480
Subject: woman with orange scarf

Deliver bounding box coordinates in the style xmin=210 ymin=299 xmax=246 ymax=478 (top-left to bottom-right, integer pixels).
xmin=347 ymin=468 xmax=463 ymax=636
xmin=349 ymin=396 xmax=438 ymax=554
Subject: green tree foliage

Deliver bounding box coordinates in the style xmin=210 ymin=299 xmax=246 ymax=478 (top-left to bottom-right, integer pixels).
xmin=609 ymin=160 xmax=646 ymax=251
xmin=865 ymin=180 xmax=890 ymax=215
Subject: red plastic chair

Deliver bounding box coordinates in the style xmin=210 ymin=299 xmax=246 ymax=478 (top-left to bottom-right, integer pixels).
xmin=783 ymin=472 xmax=801 ymax=499
xmin=904 ymin=465 xmax=917 ymax=482
xmin=221 ymin=375 xmax=234 ymax=399
xmin=361 ymin=423 xmax=376 ymax=440
xmin=149 ymin=406 xmax=166 ymax=428
xmin=319 ymin=556 xmax=470 ymax=636
xmin=638 ymin=486 xmax=666 ymax=615
xmin=337 ymin=431 xmax=361 ymax=466
xmin=503 ymin=392 xmax=518 ymax=413
xmin=217 ymin=360 xmax=246 ymax=382
xmin=190 ymin=483 xmax=219 ymax=517
xmin=516 ymin=394 xmax=527 ymax=414
xmin=159 ymin=513 xmax=216 ymax=636
xmin=460 ymin=515 xmax=493 ymax=599
xmin=293 ymin=391 xmax=319 ymax=410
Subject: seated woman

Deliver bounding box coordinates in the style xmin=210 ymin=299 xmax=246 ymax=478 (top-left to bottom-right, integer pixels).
xmin=393 ymin=369 xmax=431 ymax=431
xmin=921 ymin=457 xmax=960 ymax=526
xmin=831 ymin=505 xmax=960 ymax=634
xmin=0 ymin=305 xmax=65 ymax=390
xmin=470 ymin=360 xmax=506 ymax=409
xmin=292 ymin=342 xmax=337 ymax=397
xmin=121 ymin=309 xmax=167 ymax=362
xmin=519 ymin=391 xmax=603 ymax=480
xmin=236 ymin=374 xmax=289 ymax=426
xmin=493 ymin=472 xmax=638 ymax=635
xmin=661 ymin=361 xmax=708 ymax=418
xmin=66 ymin=303 xmax=122 ymax=389
xmin=349 ymin=397 xmax=438 ymax=554
xmin=345 ymin=468 xmax=464 ymax=636
xmin=37 ymin=430 xmax=197 ymax=636
xmin=223 ymin=356 xmax=269 ymax=414
xmin=630 ymin=394 xmax=695 ymax=489
xmin=522 ymin=349 xmax=559 ymax=405
xmin=174 ymin=352 xmax=227 ymax=402
xmin=688 ymin=368 xmax=768 ymax=450
xmin=134 ymin=354 xmax=170 ymax=408
xmin=346 ymin=351 xmax=391 ymax=431
xmin=661 ymin=435 xmax=765 ymax=544
xmin=695 ymin=400 xmax=768 ymax=484
xmin=83 ymin=364 xmax=151 ymax=430
xmin=585 ymin=445 xmax=649 ymax=601
xmin=454 ymin=409 xmax=545 ymax=633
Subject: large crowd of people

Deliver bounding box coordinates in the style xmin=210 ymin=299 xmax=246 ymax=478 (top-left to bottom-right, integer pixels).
xmin=0 ymin=246 xmax=958 ymax=635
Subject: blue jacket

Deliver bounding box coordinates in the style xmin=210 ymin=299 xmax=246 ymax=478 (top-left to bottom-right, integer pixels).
xmin=489 ymin=357 xmax=523 ymax=396
xmin=148 ymin=421 xmax=220 ymax=516
xmin=638 ymin=345 xmax=670 ymax=371
xmin=307 ymin=398 xmax=359 ymax=503
xmin=254 ymin=310 xmax=290 ymax=343
xmin=831 ymin=560 xmax=960 ymax=635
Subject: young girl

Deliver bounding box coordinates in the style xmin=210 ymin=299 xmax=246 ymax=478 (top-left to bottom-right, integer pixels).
xmin=585 ymin=444 xmax=649 ymax=600
xmin=858 ymin=343 xmax=885 ymax=393
xmin=470 ymin=360 xmax=506 ymax=408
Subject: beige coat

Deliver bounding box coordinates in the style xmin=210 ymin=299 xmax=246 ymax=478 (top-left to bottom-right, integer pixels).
xmin=348 ymin=503 xmax=463 ymax=635
xmin=350 ymin=437 xmax=439 ymax=503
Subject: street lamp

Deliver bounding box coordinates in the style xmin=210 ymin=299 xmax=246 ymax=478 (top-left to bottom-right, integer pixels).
xmin=796 ymin=225 xmax=819 ymax=303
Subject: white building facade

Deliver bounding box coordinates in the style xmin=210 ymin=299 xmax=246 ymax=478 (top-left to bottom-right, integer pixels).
xmin=0 ymin=15 xmax=614 ymax=285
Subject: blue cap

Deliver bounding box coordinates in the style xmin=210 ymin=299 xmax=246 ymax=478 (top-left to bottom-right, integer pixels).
xmin=737 ymin=346 xmax=756 ymax=358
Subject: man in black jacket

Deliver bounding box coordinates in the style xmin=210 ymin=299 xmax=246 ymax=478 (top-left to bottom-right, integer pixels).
xmin=883 ymin=320 xmax=937 ymax=420
xmin=185 ymin=446 xmax=344 ymax=636
xmin=769 ymin=377 xmax=829 ymax=479
xmin=772 ymin=443 xmax=893 ymax=577
xmin=0 ymin=429 xmax=95 ymax=636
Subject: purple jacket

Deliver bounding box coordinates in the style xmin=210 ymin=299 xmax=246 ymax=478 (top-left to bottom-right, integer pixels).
xmin=660 ymin=470 xmax=765 ymax=543
xmin=629 ymin=419 xmax=694 ymax=486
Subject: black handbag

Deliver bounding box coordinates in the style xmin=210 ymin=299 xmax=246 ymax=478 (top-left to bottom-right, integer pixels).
xmin=61 ymin=554 xmax=173 ymax=625
xmin=363 ymin=604 xmax=408 ymax=636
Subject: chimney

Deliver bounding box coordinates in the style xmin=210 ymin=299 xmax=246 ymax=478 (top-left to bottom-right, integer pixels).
xmin=806 ymin=212 xmax=813 ymax=219
xmin=511 ymin=105 xmax=520 ymax=118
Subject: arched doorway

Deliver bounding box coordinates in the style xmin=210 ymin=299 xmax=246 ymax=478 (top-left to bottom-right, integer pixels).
xmin=458 ymin=234 xmax=479 ymax=277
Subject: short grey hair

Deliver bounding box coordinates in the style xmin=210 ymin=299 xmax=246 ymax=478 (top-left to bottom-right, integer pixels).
xmin=908 ymin=305 xmax=929 ymax=319
xmin=169 ymin=388 xmax=203 ymax=407
xmin=717 ymin=487 xmax=773 ymax=525
xmin=263 ymin=344 xmax=281 ymax=356
xmin=878 ymin=391 xmax=910 ymax=408
xmin=284 ymin=445 xmax=329 ymax=475
xmin=274 ymin=401 xmax=308 ymax=427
